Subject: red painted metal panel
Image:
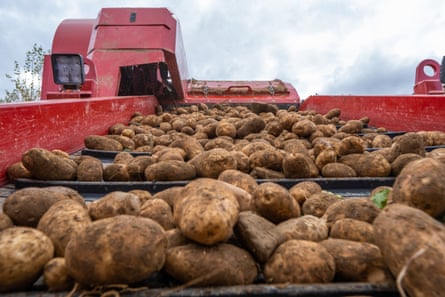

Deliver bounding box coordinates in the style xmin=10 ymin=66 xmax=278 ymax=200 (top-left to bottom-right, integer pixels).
xmin=300 ymin=94 xmax=445 ymax=132
xmin=0 ymin=96 xmax=158 ymax=185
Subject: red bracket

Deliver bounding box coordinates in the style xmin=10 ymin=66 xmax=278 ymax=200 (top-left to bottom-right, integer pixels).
xmin=413 ymin=59 xmax=444 ymax=94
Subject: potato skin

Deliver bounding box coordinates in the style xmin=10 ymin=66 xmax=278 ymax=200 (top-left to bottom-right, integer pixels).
xmin=0 ymin=213 xmax=13 ymax=231
xmin=391 ymin=157 xmax=445 ymax=218
xmin=3 ymin=187 xmax=85 ymax=227
xmin=139 ymin=198 xmax=175 ymax=230
xmin=43 ymin=257 xmax=74 ymax=292
xmin=65 ymin=215 xmax=167 ymax=286
xmin=373 ymin=204 xmax=445 ymax=296
xmin=276 ymin=215 xmax=328 ymax=242
xmin=264 ymin=240 xmax=335 ymax=284
xmin=174 ymin=178 xmax=240 ymax=245
xmin=37 ymin=199 xmax=91 ymax=257
xmin=22 ymin=148 xmax=77 ymax=180
xmin=165 ymin=243 xmax=257 ymax=286
xmin=254 ymin=182 xmax=301 ymax=224
xmin=330 ymin=218 xmax=375 ymax=243
xmin=88 ymin=191 xmax=141 ymax=220
xmin=190 ymin=148 xmax=237 ymax=178
xmin=84 ymin=135 xmax=123 ymax=151
xmin=77 ymin=157 xmax=103 ymax=181
xmin=145 ymin=160 xmax=196 ymax=181
xmin=0 ymin=227 xmax=54 ymax=292
xmin=323 ymin=198 xmax=381 ymax=229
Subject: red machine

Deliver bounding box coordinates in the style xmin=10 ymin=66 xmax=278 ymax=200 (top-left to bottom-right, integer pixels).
xmin=0 ymin=7 xmax=444 ymax=185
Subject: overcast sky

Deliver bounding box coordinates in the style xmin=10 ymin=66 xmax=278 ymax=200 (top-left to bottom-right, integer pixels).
xmin=0 ymin=0 xmax=444 ymax=100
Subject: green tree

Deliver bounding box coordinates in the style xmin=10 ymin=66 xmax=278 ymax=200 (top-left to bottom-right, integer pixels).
xmin=1 ymin=43 xmax=47 ymax=103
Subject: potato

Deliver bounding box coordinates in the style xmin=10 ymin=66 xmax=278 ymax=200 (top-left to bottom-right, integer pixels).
xmin=6 ymin=161 xmax=32 ymax=181
xmin=248 ymin=148 xmax=284 ymax=171
xmin=103 ymin=163 xmax=129 ymax=181
xmin=334 ymin=135 xmax=365 ymax=155
xmin=390 ymin=153 xmax=422 ymax=176
xmin=84 ymin=135 xmax=123 ymax=151
xmin=132 ymin=133 xmax=154 ymax=148
xmin=37 ymin=199 xmax=91 ymax=257
xmin=282 ymin=153 xmax=319 ymax=178
xmin=236 ymin=115 xmax=266 ymax=138
xmin=0 ymin=227 xmax=54 ymax=292
xmin=169 ymin=134 xmax=204 ymax=160
xmin=174 ymin=178 xmax=240 ymax=245
xmin=215 ymin=120 xmax=237 ymax=138
xmin=165 ymin=243 xmax=257 ymax=286
xmin=152 ymin=186 xmax=183 ymax=209
xmin=0 ymin=213 xmax=13 ymax=231
xmin=265 ymin=120 xmax=284 ymax=136
xmin=3 ymin=186 xmax=85 ymax=227
xmin=291 ymin=119 xmax=316 ymax=137
xmin=391 ymin=132 xmax=426 ymax=157
xmin=165 ymin=228 xmax=190 ymax=248
xmin=324 ymin=108 xmax=341 ymax=119
xmin=289 ymin=181 xmax=322 ymax=205
xmin=427 ymin=147 xmax=445 ymax=163
xmin=43 ymin=257 xmax=74 ymax=292
xmin=276 ymin=215 xmax=328 ymax=242
xmin=264 ymin=240 xmax=335 ymax=284
xmin=314 ymin=148 xmax=337 ymax=170
xmin=391 ymin=157 xmax=445 ymax=218
xmin=77 ymin=156 xmax=103 ymax=181
xmin=320 ymin=238 xmax=392 ymax=283
xmin=323 ymin=197 xmax=381 ymax=229
xmin=254 ymin=182 xmax=300 ymax=224
xmin=190 ymin=148 xmax=237 ymax=178
xmin=145 ymin=160 xmax=196 ymax=181
xmin=128 ymin=189 xmax=152 ymax=204
xmin=321 ymin=162 xmax=357 ymax=177
xmin=338 ymin=119 xmax=363 ymax=134
xmin=230 ymin=151 xmax=250 ymax=173
xmin=218 ymin=169 xmax=258 ymax=195
xmin=372 ymin=134 xmax=392 ymax=148
xmin=88 ymin=191 xmax=140 ymax=220
xmin=240 ymin=141 xmax=275 ymax=156
xmin=65 ymin=215 xmax=167 ymax=286
xmin=234 ymin=211 xmax=282 ymax=263
xmin=105 ymin=135 xmax=135 ymax=150
xmin=127 ymin=156 xmax=157 ymax=181
xmin=153 ymin=147 xmax=186 ymax=162
xmin=22 ymin=148 xmax=77 ymax=180
xmin=250 ymin=167 xmax=285 ymax=179
xmin=302 ymin=191 xmax=340 ymax=217
xmin=340 ymin=153 xmax=391 ymax=177
xmin=330 ymin=218 xmax=375 ymax=243
xmin=113 ymin=151 xmax=134 ymax=164
xmin=139 ymin=198 xmax=174 ymax=230
xmin=373 ymin=203 xmax=445 ymax=296
xmin=282 ymin=138 xmax=311 ymax=155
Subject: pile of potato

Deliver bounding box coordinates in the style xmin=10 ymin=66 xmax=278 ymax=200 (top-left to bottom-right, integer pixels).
xmin=2 ymin=103 xmax=445 ymax=295
xmin=7 ymin=103 xmax=445 ymax=182
xmin=2 ymin=157 xmax=445 ymax=295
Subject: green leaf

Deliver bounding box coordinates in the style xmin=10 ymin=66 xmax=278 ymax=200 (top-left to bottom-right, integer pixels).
xmin=371 ymin=188 xmax=390 ymax=209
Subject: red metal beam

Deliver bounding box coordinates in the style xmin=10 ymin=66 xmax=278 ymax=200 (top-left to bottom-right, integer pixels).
xmin=0 ymin=96 xmax=158 ymax=185
xmin=300 ymin=94 xmax=445 ymax=132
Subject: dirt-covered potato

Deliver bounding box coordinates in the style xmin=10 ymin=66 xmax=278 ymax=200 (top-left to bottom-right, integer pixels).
xmin=282 ymin=153 xmax=319 ymax=178
xmin=84 ymin=135 xmax=123 ymax=151
xmin=320 ymin=238 xmax=392 ymax=283
xmin=373 ymin=203 xmax=445 ymax=295
xmin=291 ymin=119 xmax=316 ymax=137
xmin=152 ymin=186 xmax=183 ymax=209
xmin=264 ymin=239 xmax=335 ymax=284
xmin=248 ymin=148 xmax=284 ymax=171
xmin=237 ymin=115 xmax=266 ymax=138
xmin=0 ymin=227 xmax=54 ymax=292
xmin=289 ymin=181 xmax=322 ymax=205
xmin=302 ymin=191 xmax=340 ymax=217
xmin=334 ymin=135 xmax=365 ymax=156
xmin=145 ymin=160 xmax=196 ymax=181
xmin=43 ymin=257 xmax=74 ymax=292
xmin=113 ymin=151 xmax=134 ymax=164
xmin=250 ymin=167 xmax=285 ymax=179
xmin=216 ymin=120 xmax=237 ymax=138
xmin=321 ymin=162 xmax=357 ymax=177
xmin=372 ymin=134 xmax=392 ymax=148
xmin=169 ymin=134 xmax=204 ymax=160
xmin=391 ymin=132 xmax=426 ymax=157
xmin=330 ymin=218 xmax=375 ymax=243
xmin=3 ymin=187 xmax=85 ymax=227
xmin=103 ymin=163 xmax=129 ymax=181
xmin=254 ymin=182 xmax=300 ymax=224
xmin=153 ymin=147 xmax=186 ymax=162
xmin=338 ymin=119 xmax=363 ymax=134
xmin=128 ymin=189 xmax=153 ymax=204
xmin=65 ymin=215 xmax=167 ymax=286
xmin=174 ymin=178 xmax=240 ymax=245
xmin=139 ymin=198 xmax=174 ymax=230
xmin=127 ymin=156 xmax=157 ymax=181
xmin=0 ymin=213 xmax=13 ymax=231
xmin=37 ymin=199 xmax=91 ymax=257
xmin=6 ymin=161 xmax=32 ymax=181
xmin=391 ymin=157 xmax=445 ymax=218
xmin=276 ymin=215 xmax=328 ymax=242
xmin=322 ymin=197 xmax=381 ymax=229
xmin=218 ymin=169 xmax=258 ymax=195
xmin=340 ymin=153 xmax=391 ymax=177
xmin=22 ymin=148 xmax=77 ymax=180
xmin=105 ymin=135 xmax=135 ymax=150
xmin=88 ymin=191 xmax=141 ymax=220
xmin=234 ymin=211 xmax=282 ymax=263
xmin=165 ymin=243 xmax=257 ymax=286
xmin=314 ymin=148 xmax=337 ymax=170
xmin=390 ymin=153 xmax=422 ymax=176
xmin=189 ymin=148 xmax=237 ymax=178
xmin=77 ymin=156 xmax=103 ymax=181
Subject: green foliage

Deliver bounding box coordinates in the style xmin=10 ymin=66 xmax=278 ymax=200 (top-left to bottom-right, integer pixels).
xmin=1 ymin=43 xmax=47 ymax=103
xmin=370 ymin=188 xmax=390 ymax=209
